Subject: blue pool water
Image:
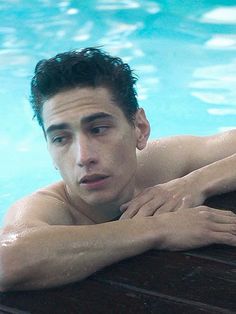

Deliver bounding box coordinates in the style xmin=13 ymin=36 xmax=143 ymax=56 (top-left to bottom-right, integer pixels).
xmin=0 ymin=0 xmax=236 ymax=224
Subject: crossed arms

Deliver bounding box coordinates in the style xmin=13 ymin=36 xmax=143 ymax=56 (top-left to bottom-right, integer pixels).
xmin=1 ymin=130 xmax=236 ymax=291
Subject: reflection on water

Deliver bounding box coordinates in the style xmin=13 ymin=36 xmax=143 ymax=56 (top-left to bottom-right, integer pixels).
xmin=0 ymin=0 xmax=236 ymax=218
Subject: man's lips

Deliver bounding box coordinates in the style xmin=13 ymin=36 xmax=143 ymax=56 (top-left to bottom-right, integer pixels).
xmin=79 ymin=174 xmax=110 ymax=184
xmin=79 ymin=174 xmax=110 ymax=190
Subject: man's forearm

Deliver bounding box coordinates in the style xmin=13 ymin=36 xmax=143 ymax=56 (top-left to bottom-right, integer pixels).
xmin=2 ymin=206 xmax=236 ymax=291
xmin=0 ymin=219 xmax=157 ymax=291
xmin=186 ymin=153 xmax=236 ymax=200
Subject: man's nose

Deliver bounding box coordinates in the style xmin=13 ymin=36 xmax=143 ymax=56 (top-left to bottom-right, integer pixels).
xmin=75 ymin=135 xmax=98 ymax=168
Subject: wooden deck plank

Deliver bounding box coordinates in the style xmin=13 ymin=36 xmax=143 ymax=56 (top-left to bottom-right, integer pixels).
xmin=91 ymin=251 xmax=236 ymax=311
xmin=185 ymin=246 xmax=236 ymax=266
xmin=0 ymin=279 xmax=234 ymax=314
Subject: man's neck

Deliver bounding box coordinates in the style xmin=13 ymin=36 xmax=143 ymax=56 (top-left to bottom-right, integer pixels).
xmin=64 ymin=185 xmax=136 ymax=224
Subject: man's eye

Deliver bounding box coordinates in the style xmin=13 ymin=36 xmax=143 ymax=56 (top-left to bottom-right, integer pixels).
xmin=91 ymin=126 xmax=109 ymax=135
xmin=52 ymin=136 xmax=67 ymax=145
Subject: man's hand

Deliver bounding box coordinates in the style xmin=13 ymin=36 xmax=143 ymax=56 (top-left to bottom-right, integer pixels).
xmin=154 ymin=206 xmax=236 ymax=251
xmin=120 ymin=177 xmax=205 ymax=219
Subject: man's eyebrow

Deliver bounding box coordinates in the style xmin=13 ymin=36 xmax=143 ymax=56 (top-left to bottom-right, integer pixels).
xmin=81 ymin=112 xmax=115 ymax=124
xmin=46 ymin=112 xmax=114 ymax=135
xmin=46 ymin=123 xmax=70 ymax=135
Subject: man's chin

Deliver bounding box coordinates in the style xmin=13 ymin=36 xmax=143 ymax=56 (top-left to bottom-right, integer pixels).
xmin=84 ymin=195 xmax=117 ymax=207
xmin=81 ymin=189 xmax=124 ymax=208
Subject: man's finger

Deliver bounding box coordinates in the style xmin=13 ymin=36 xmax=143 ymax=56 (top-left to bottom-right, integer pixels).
xmin=133 ymin=199 xmax=163 ymax=217
xmin=211 ymin=231 xmax=236 ymax=246
xmin=199 ymin=211 xmax=236 ymax=225
xmin=120 ymin=202 xmax=131 ymax=213
xmin=153 ymin=199 xmax=181 ymax=215
xmin=120 ymin=194 xmax=155 ymax=218
xmin=120 ymin=194 xmax=165 ymax=219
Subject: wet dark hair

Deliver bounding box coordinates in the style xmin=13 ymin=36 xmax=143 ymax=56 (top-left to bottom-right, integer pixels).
xmin=30 ymin=47 xmax=139 ymax=128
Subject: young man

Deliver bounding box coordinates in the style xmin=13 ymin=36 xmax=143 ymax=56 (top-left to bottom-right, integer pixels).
xmin=1 ymin=48 xmax=236 ymax=291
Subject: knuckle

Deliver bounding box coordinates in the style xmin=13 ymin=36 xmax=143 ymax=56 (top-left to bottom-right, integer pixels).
xmin=199 ymin=211 xmax=212 ymax=220
xmin=197 ymin=205 xmax=209 ymax=211
xmin=182 ymin=195 xmax=192 ymax=206
xmin=154 ymin=186 xmax=164 ymax=194
xmin=222 ymin=233 xmax=234 ymax=244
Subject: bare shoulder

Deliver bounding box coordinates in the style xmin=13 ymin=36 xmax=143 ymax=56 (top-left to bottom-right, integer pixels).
xmin=136 ymin=136 xmax=191 ymax=188
xmin=3 ymin=181 xmax=74 ymax=228
xmin=136 ymin=130 xmax=236 ymax=189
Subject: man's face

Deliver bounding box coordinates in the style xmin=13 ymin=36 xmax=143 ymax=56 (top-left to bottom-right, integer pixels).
xmin=43 ymin=86 xmax=148 ymax=209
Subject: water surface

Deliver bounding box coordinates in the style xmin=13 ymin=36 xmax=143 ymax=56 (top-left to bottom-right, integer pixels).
xmin=0 ymin=0 xmax=235 ymax=222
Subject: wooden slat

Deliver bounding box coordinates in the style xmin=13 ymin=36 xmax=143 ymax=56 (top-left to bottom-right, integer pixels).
xmin=0 ymin=279 xmax=233 ymax=314
xmin=92 ymin=251 xmax=236 ymax=311
xmin=185 ymin=246 xmax=236 ymax=266
xmin=0 ymin=304 xmax=30 ymax=314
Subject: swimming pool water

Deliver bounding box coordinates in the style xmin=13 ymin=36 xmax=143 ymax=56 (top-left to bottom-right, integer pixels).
xmin=0 ymin=0 xmax=236 ymax=224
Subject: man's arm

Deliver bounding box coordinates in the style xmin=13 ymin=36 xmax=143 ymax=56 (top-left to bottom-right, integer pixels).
xmin=120 ymin=130 xmax=236 ymax=218
xmin=0 ymin=193 xmax=156 ymax=291
xmin=179 ymin=128 xmax=236 ymax=198
xmin=136 ymin=129 xmax=236 ymax=187
xmin=1 ymin=192 xmax=236 ymax=291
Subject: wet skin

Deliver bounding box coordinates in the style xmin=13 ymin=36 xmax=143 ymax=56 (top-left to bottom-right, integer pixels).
xmin=42 ymin=87 xmax=149 ymax=222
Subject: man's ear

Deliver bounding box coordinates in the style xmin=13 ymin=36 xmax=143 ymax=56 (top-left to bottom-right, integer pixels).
xmin=134 ymin=108 xmax=150 ymax=150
